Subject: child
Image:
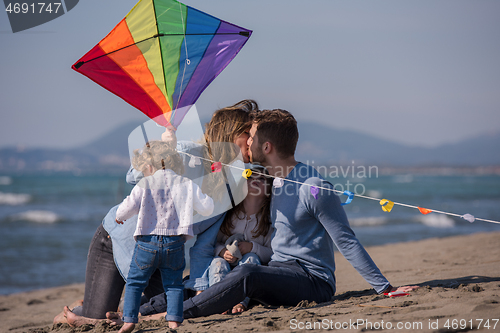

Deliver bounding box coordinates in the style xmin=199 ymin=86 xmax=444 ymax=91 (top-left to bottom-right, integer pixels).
xmin=209 ymin=166 xmax=274 ymax=313
xmin=115 ymin=140 xmax=214 ymax=332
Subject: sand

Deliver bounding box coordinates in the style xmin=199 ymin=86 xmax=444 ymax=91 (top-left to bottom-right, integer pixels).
xmin=1 ymin=232 xmax=499 ymax=333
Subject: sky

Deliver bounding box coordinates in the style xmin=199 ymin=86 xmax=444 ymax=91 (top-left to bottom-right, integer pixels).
xmin=1 ymin=0 xmax=499 ymax=149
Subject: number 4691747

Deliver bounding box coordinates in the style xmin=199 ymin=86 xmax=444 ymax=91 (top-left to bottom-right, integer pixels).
xmin=5 ymin=3 xmax=62 ymax=14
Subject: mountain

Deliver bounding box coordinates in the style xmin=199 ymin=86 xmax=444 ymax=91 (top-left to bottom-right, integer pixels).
xmin=295 ymin=122 xmax=500 ymax=167
xmin=1 ymin=120 xmax=499 ymax=174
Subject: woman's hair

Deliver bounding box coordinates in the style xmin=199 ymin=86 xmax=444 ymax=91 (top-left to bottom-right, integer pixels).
xmin=202 ymin=99 xmax=259 ymax=201
xmin=132 ymin=140 xmax=184 ymax=175
xmin=219 ymin=167 xmax=273 ymax=238
xmin=204 ymin=99 xmax=258 ymax=164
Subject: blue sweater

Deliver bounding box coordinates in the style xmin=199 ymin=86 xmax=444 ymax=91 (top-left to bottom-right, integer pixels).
xmin=270 ymin=163 xmax=390 ymax=294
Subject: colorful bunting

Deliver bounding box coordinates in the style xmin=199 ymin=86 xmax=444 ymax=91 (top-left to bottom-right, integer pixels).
xmin=379 ymin=199 xmax=394 ymax=212
xmin=418 ymin=207 xmax=432 ymax=215
xmin=273 ymin=178 xmax=284 ymax=188
xmin=310 ymin=186 xmax=319 ymax=200
xmin=461 ymin=214 xmax=475 ymax=223
xmin=211 ymin=162 xmax=222 ymax=173
xmin=242 ymin=169 xmax=252 ymax=179
xmin=341 ymin=190 xmax=354 ymax=206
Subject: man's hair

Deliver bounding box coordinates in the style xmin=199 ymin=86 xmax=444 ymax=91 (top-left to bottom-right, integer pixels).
xmin=253 ymin=109 xmax=299 ymax=159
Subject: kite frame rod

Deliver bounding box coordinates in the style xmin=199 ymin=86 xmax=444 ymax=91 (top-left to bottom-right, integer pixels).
xmin=73 ymin=31 xmax=250 ymax=69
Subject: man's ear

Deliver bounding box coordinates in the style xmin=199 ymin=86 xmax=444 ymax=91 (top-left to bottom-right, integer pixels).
xmin=263 ymin=142 xmax=272 ymax=154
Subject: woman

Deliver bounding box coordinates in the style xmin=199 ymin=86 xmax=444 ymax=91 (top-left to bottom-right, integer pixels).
xmin=55 ymin=99 xmax=259 ymax=326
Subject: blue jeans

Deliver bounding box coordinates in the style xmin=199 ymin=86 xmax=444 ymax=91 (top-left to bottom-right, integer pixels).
xmin=208 ymin=252 xmax=261 ymax=286
xmin=209 ymin=253 xmax=260 ymax=308
xmin=183 ymin=260 xmax=334 ymax=318
xmin=184 ymin=215 xmax=224 ymax=291
xmin=122 ymin=235 xmax=185 ymax=324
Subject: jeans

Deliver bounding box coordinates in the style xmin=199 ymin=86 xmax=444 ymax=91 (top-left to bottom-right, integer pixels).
xmin=184 ymin=216 xmax=224 ymax=291
xmin=79 ymin=224 xmax=164 ymax=319
xmin=183 ymin=260 xmax=334 ymax=318
xmin=122 ymin=235 xmax=185 ymax=324
xmin=209 ymin=253 xmax=260 ymax=308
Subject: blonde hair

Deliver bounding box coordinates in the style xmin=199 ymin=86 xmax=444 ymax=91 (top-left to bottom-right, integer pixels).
xmin=132 ymin=141 xmax=184 ymax=175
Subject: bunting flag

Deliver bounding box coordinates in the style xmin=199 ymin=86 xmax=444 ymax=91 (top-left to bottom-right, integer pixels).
xmin=310 ymin=186 xmax=319 ymax=200
xmin=211 ymin=162 xmax=222 ymax=173
xmin=379 ymin=199 xmax=395 ymax=213
xmin=341 ymin=190 xmax=354 ymax=206
xmin=418 ymin=207 xmax=433 ymax=215
xmin=242 ymin=169 xmax=252 ymax=179
xmin=188 ymin=155 xmax=201 ymax=168
xmin=461 ymin=214 xmax=475 ymax=223
xmin=273 ymin=178 xmax=284 ymax=188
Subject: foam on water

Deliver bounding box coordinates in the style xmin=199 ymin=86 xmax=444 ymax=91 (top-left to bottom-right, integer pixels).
xmin=350 ymin=216 xmax=388 ymax=227
xmin=11 ymin=210 xmax=61 ymax=223
xmin=0 ymin=192 xmax=31 ymax=205
xmin=414 ymin=214 xmax=455 ymax=228
xmin=0 ymin=176 xmax=13 ymax=185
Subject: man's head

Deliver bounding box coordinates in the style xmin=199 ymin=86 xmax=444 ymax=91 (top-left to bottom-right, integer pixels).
xmin=248 ymin=109 xmax=299 ymax=164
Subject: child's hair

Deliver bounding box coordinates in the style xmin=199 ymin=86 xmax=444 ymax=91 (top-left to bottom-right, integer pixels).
xmin=220 ymin=167 xmax=273 ymax=238
xmin=132 ymin=140 xmax=184 ymax=175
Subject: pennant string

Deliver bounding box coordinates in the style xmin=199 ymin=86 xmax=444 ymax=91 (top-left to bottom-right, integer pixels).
xmin=175 ymin=150 xmax=500 ymax=225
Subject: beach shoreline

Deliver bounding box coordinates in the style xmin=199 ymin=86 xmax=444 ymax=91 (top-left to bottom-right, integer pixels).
xmin=1 ymin=231 xmax=499 ymax=333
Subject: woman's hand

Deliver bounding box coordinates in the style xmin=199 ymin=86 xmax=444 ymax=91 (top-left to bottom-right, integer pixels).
xmin=219 ymin=249 xmax=237 ymax=264
xmin=238 ymin=241 xmax=253 ymax=255
xmin=115 ymin=219 xmax=123 ymax=224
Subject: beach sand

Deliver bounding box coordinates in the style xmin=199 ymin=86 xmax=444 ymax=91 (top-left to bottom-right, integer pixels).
xmin=1 ymin=232 xmax=499 ymax=333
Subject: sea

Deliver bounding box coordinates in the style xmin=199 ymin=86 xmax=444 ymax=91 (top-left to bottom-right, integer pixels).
xmin=1 ymin=171 xmax=499 ymax=295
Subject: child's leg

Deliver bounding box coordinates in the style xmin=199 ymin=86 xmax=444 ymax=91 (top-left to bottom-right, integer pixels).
xmin=122 ymin=239 xmax=158 ymax=324
xmin=159 ymin=236 xmax=185 ymax=325
xmin=238 ymin=252 xmax=261 ymax=266
xmin=208 ymin=257 xmax=231 ymax=286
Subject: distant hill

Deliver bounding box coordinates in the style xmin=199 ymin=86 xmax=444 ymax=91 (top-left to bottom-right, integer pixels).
xmin=1 ymin=120 xmax=499 ymax=174
xmin=296 ymin=122 xmax=500 ymax=167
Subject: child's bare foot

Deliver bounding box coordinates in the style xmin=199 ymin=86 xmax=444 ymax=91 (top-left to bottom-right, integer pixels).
xmin=169 ymin=321 xmax=181 ymax=328
xmin=232 ymin=303 xmax=246 ymax=314
xmin=118 ymin=322 xmax=135 ymax=333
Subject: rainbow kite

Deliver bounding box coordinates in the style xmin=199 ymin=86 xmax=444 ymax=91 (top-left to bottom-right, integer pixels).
xmin=72 ymin=0 xmax=251 ymax=128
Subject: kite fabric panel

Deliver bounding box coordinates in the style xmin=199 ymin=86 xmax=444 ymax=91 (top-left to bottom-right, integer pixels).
xmin=72 ymin=0 xmax=251 ymax=128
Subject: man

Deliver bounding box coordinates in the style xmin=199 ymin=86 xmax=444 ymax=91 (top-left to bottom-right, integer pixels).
xmin=182 ymin=109 xmax=415 ymax=318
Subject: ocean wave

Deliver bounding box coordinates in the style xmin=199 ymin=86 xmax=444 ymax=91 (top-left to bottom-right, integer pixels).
xmin=11 ymin=210 xmax=61 ymax=223
xmin=0 ymin=176 xmax=12 ymax=185
xmin=393 ymin=175 xmax=413 ymax=183
xmin=350 ymin=216 xmax=388 ymax=227
xmin=414 ymin=214 xmax=455 ymax=228
xmin=0 ymin=192 xmax=31 ymax=205
xmin=365 ymin=190 xmax=382 ymax=198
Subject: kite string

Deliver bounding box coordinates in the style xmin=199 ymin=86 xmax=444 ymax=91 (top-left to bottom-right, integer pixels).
xmin=176 ymin=150 xmax=500 ymax=225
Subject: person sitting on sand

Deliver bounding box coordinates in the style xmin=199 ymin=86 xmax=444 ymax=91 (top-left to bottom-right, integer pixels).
xmin=116 ymin=140 xmax=214 ymax=331
xmin=208 ymin=165 xmax=274 ymax=313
